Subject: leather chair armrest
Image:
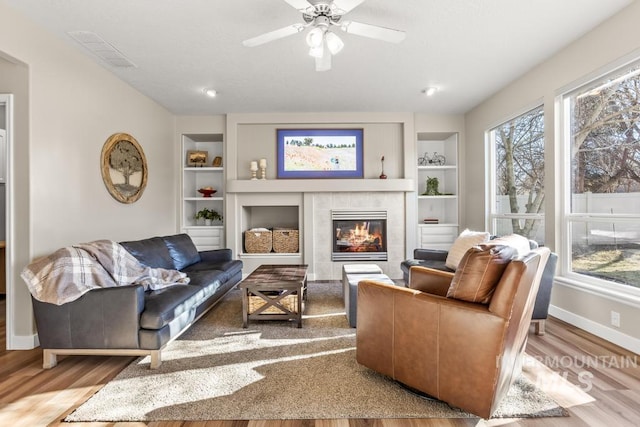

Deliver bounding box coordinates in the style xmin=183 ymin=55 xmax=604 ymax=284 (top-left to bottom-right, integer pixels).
xmin=408 ymin=265 xmax=454 ymax=296
xmin=413 ymin=248 xmax=448 ymax=261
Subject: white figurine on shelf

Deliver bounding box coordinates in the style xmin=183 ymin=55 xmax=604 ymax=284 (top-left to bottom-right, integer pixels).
xmin=250 ymin=161 xmax=258 ymax=180
xmin=259 ymin=158 xmax=267 ymax=180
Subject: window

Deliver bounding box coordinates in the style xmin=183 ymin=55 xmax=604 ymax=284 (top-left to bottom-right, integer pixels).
xmin=488 ymin=106 xmax=545 ymax=244
xmin=563 ymin=61 xmax=640 ymax=290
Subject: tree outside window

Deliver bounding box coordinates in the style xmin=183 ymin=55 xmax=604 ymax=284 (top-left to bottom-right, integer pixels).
xmin=567 ymin=64 xmax=640 ymax=289
xmin=489 ymin=106 xmax=545 ymax=243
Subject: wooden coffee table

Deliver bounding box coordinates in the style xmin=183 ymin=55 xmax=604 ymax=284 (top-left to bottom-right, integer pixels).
xmin=239 ymin=264 xmax=309 ymax=328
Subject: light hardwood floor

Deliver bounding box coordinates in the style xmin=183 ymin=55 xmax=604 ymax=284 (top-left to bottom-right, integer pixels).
xmin=1 ymin=294 xmax=639 ymax=427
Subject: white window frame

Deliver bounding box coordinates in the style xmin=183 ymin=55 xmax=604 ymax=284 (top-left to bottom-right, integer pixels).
xmin=485 ymin=103 xmax=545 ymax=241
xmin=557 ymin=57 xmax=640 ymax=301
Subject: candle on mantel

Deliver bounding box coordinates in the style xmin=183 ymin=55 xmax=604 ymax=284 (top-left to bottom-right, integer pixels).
xmin=259 ymin=158 xmax=267 ymax=168
xmin=250 ymin=161 xmax=258 ymax=171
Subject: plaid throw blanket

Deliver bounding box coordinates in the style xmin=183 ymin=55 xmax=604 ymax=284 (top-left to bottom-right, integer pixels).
xmin=21 ymin=240 xmax=190 ymax=305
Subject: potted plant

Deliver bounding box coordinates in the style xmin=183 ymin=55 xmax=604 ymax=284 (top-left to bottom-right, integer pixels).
xmin=195 ymin=208 xmax=223 ymax=226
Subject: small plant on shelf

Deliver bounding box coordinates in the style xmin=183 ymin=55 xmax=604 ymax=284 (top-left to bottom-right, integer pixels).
xmin=195 ymin=208 xmax=223 ymax=225
xmin=422 ymin=177 xmax=442 ymax=196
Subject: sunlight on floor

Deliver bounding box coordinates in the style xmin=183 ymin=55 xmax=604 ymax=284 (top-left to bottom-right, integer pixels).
xmin=521 ymin=354 xmax=596 ymax=408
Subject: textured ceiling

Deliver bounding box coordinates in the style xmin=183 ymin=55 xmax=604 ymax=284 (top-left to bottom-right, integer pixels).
xmin=4 ymin=0 xmax=633 ymax=115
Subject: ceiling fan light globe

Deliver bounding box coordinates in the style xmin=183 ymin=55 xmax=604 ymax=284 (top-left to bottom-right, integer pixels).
xmin=309 ymin=45 xmax=325 ymax=59
xmin=306 ymin=27 xmax=325 ymax=48
xmin=316 ymin=52 xmax=332 ymax=72
xmin=325 ymin=32 xmax=344 ymax=55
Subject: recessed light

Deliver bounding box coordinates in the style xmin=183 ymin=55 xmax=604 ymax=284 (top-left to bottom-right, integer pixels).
xmin=423 ymin=87 xmax=438 ymax=97
xmin=204 ymin=89 xmax=217 ymax=97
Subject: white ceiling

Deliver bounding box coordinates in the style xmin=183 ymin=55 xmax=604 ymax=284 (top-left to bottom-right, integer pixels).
xmin=4 ymin=0 xmax=633 ymax=115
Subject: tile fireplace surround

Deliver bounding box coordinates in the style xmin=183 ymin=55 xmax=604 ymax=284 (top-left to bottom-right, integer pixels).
xmin=226 ymin=186 xmax=410 ymax=281
xmin=311 ymin=192 xmax=405 ymax=279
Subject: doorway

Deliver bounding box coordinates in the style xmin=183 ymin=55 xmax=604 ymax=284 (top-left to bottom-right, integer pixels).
xmin=0 ymin=95 xmax=11 ymax=349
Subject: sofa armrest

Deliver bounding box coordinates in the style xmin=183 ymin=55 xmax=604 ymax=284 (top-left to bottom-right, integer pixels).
xmin=408 ymin=266 xmax=453 ymax=296
xmin=532 ymin=252 xmax=557 ymax=319
xmin=198 ymin=248 xmax=233 ymax=263
xmin=32 ymin=284 xmax=145 ymax=350
xmin=413 ymin=248 xmax=448 ymax=261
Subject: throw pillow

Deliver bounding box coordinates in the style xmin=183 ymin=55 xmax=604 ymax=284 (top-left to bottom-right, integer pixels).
xmin=446 ymin=244 xmax=517 ymax=304
xmin=487 ymin=233 xmax=532 ymax=257
xmin=445 ymin=229 xmax=491 ymax=270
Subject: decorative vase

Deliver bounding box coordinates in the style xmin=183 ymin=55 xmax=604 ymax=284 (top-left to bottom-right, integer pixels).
xmin=379 ymin=156 xmax=387 ymax=179
xmin=205 ymin=219 xmax=213 ymax=226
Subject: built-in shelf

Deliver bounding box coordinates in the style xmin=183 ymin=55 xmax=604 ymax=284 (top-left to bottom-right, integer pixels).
xmin=417 ymin=165 xmax=457 ymax=171
xmin=417 ymin=195 xmax=457 ymax=199
xmin=227 ymin=179 xmax=414 ymax=193
xmin=416 ymin=133 xmax=459 ymax=250
xmin=239 ymin=253 xmax=301 ymax=259
xmin=183 ymin=197 xmax=224 ymax=201
xmin=184 ymin=167 xmax=224 ymax=172
xmin=181 ymin=133 xmax=225 ymax=250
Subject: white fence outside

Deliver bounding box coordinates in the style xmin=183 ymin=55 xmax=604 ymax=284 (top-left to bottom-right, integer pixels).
xmin=495 ymin=192 xmax=640 ymax=246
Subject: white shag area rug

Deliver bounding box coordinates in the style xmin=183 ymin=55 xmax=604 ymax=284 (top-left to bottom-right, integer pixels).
xmin=66 ymin=281 xmax=567 ymax=422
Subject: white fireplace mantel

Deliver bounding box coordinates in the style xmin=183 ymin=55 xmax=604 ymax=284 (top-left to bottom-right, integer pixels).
xmin=227 ymin=178 xmax=414 ymax=193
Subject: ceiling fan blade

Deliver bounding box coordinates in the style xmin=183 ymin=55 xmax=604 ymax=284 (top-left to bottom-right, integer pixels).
xmin=340 ymin=20 xmax=406 ymax=43
xmin=315 ymin=51 xmax=332 ymax=72
xmin=283 ymin=0 xmax=314 ymax=12
xmin=332 ymin=0 xmax=365 ymax=15
xmin=242 ymin=24 xmax=305 ymax=47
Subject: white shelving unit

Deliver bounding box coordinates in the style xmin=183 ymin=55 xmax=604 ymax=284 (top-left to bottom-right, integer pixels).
xmin=416 ymin=133 xmax=459 ymax=250
xmin=181 ymin=133 xmax=225 ymax=250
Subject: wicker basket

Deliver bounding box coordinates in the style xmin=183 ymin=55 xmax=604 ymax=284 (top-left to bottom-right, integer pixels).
xmin=273 ymin=228 xmax=299 ymax=253
xmin=249 ymin=293 xmax=297 ymax=314
xmin=244 ymin=229 xmax=272 ymax=253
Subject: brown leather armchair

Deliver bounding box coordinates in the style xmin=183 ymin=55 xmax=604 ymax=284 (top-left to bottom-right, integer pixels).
xmin=356 ymin=246 xmax=550 ymax=419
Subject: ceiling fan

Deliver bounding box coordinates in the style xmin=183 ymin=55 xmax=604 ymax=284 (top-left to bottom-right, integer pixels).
xmin=242 ymin=0 xmax=406 ymax=71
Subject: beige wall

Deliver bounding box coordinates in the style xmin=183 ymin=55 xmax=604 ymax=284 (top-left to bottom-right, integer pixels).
xmin=235 ymin=123 xmax=403 ymax=180
xmin=0 ymin=3 xmax=176 ymax=345
xmin=464 ymin=2 xmax=640 ymax=352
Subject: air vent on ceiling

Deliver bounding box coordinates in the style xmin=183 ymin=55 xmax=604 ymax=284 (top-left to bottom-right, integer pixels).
xmin=67 ymin=31 xmax=137 ymax=68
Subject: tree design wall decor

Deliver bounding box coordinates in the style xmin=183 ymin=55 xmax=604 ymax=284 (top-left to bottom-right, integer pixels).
xmin=101 ymin=132 xmax=148 ymax=204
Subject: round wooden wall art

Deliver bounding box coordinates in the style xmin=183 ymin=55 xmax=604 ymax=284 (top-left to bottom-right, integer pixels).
xmin=101 ymin=133 xmax=148 ymax=204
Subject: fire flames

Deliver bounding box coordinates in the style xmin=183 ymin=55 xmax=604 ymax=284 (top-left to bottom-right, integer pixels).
xmin=335 ymin=221 xmax=385 ymax=252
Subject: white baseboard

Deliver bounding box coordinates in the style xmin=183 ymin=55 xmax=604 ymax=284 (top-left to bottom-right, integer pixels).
xmin=549 ymin=305 xmax=640 ymax=355
xmin=7 ymin=333 xmax=39 ymax=350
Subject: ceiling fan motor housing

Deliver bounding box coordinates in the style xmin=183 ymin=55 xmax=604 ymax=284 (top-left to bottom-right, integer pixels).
xmin=302 ymin=2 xmax=343 ymax=24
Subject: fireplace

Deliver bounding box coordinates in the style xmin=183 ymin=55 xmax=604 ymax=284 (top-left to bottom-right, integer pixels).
xmin=331 ymin=210 xmax=387 ymax=261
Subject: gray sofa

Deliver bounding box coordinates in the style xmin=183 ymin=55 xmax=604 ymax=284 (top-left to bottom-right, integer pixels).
xmin=401 ymin=241 xmax=558 ymax=335
xmin=31 ymin=233 xmax=242 ymax=369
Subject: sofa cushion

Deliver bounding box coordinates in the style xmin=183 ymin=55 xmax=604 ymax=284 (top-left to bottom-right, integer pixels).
xmin=445 ymin=229 xmax=491 ymax=270
xmin=446 ymin=245 xmax=517 ymax=304
xmin=182 ymin=259 xmax=243 ymax=282
xmin=140 ymin=284 xmax=204 ymax=330
xmin=120 ymin=237 xmax=175 ymax=269
xmin=162 ymin=234 xmax=201 ymax=270
xmin=401 ymin=258 xmax=450 ymax=273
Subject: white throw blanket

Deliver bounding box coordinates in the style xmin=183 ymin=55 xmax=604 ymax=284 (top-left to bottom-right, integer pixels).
xmin=21 ymin=240 xmax=190 ymax=305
